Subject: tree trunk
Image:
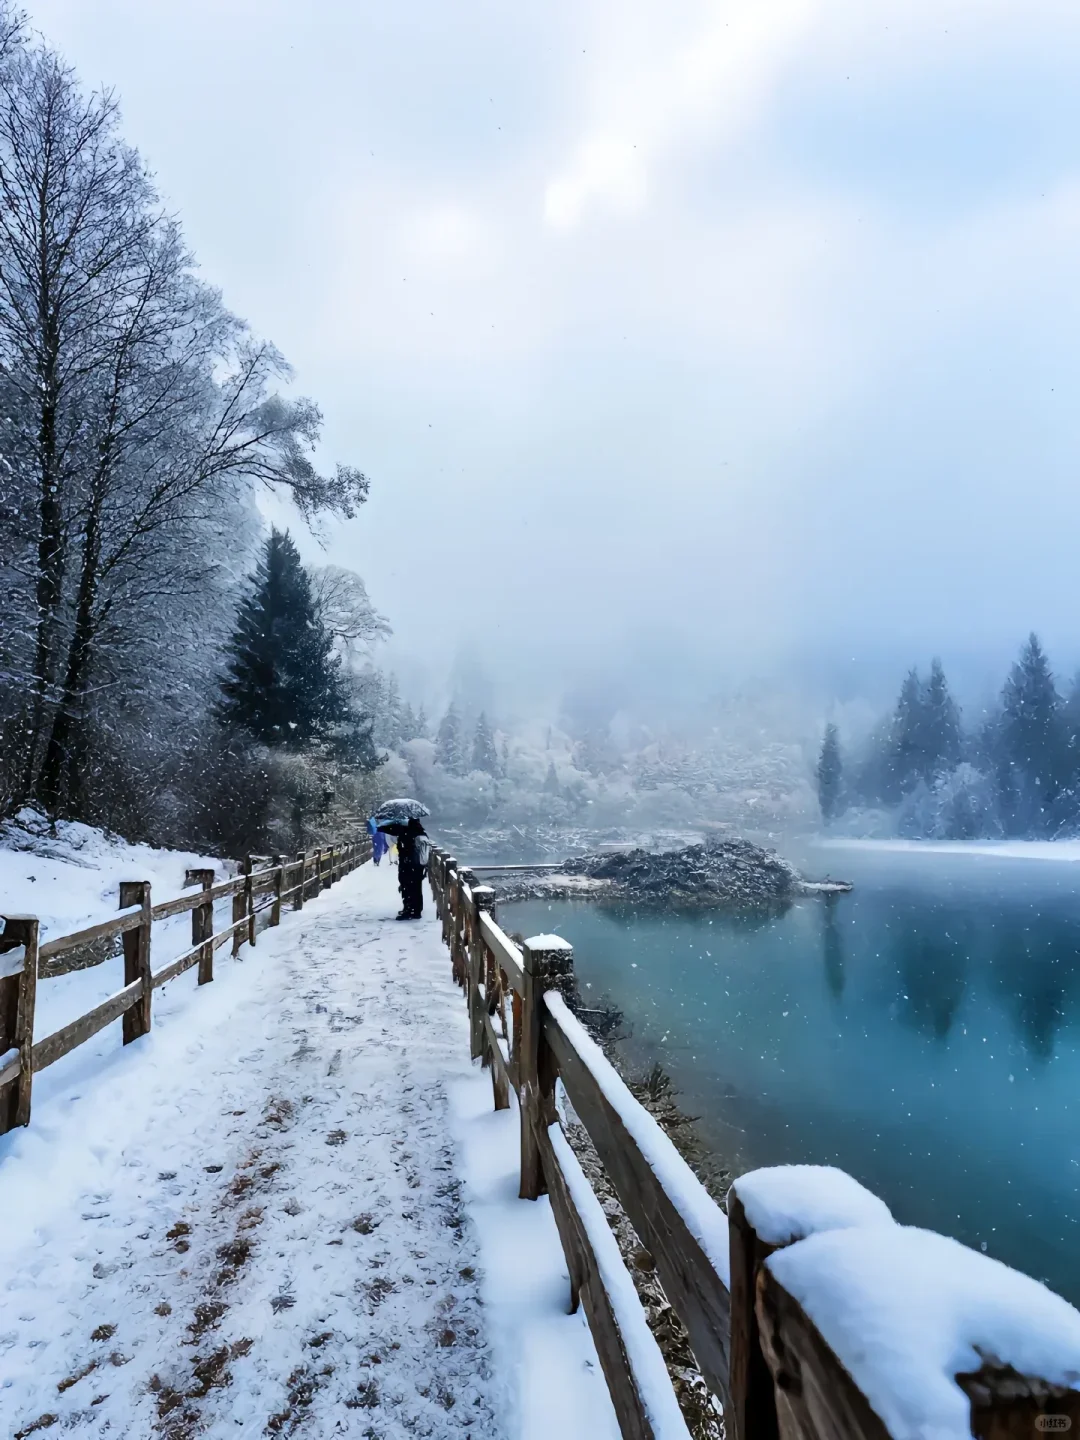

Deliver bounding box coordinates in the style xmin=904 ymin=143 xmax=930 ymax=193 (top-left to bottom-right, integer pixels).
xmin=23 ymin=326 xmax=65 ymax=798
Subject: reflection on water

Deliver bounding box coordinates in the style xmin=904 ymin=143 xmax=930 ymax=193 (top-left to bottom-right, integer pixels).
xmin=503 ymin=844 xmax=1080 ymax=1302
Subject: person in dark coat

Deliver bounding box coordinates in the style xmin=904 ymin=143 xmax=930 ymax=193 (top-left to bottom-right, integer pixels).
xmin=395 ymin=817 xmax=428 ymax=920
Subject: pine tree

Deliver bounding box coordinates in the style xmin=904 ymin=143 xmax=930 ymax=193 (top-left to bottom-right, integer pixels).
xmin=890 ymin=668 xmax=924 ymax=795
xmin=399 ymin=701 xmax=418 ymax=743
xmin=436 ymin=703 xmax=465 ymax=774
xmin=922 ymin=658 xmax=961 ymax=777
xmin=1000 ymin=633 xmax=1066 ymax=830
xmin=218 ymin=530 xmax=350 ymax=747
xmin=334 ymin=715 xmax=383 ymax=772
xmin=816 ymin=723 xmax=843 ymax=822
xmin=471 ymin=712 xmax=499 ymax=774
xmin=415 ymin=705 xmax=430 ymax=740
xmin=543 ymin=759 xmax=561 ymax=796
xmin=381 ymin=673 xmax=403 ymax=748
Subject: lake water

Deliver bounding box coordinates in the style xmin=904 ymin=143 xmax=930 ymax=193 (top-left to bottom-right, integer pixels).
xmin=501 ymin=842 xmax=1080 ymax=1302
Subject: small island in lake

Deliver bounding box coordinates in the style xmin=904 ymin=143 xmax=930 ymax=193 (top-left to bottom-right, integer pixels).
xmin=482 ymin=838 xmax=852 ymax=910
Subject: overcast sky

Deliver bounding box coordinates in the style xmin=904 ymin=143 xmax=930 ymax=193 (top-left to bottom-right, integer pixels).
xmin=27 ymin=0 xmax=1080 ymax=708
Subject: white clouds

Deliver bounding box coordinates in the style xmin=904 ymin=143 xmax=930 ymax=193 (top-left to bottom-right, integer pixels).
xmin=401 ymin=202 xmax=490 ymax=263
xmin=27 ymin=0 xmax=1080 ymax=686
xmin=544 ymin=135 xmax=645 ymax=229
xmin=543 ymin=0 xmax=815 ymax=230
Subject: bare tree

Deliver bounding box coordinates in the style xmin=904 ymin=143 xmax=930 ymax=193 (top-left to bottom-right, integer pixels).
xmin=0 ymin=23 xmax=373 ymax=823
xmin=311 ymin=564 xmax=391 ymax=654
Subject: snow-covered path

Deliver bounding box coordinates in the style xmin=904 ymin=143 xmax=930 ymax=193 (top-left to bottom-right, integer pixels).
xmin=0 ymin=863 xmax=618 ymax=1440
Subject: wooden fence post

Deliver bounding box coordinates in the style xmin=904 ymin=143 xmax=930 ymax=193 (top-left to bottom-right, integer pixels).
xmin=519 ymin=935 xmax=575 ymax=1201
xmin=185 ymin=868 xmax=215 ymax=985
xmin=322 ymin=847 xmax=332 ymax=891
xmin=294 ymin=853 xmax=305 ymax=911
xmin=271 ymin=857 xmax=283 ymax=926
xmin=468 ymin=885 xmax=495 ymax=1060
xmin=246 ymin=857 xmax=257 ymax=947
xmin=429 ymin=849 xmax=441 ymax=918
xmin=312 ymin=848 xmax=323 ymax=899
xmin=232 ymin=862 xmax=247 ymax=957
xmin=441 ymin=858 xmax=456 ymax=947
xmin=728 ymin=1191 xmax=782 ymax=1440
xmin=119 ymin=881 xmax=153 ymax=1043
xmin=454 ymin=868 xmax=476 ymax=990
xmin=0 ymin=915 xmax=38 ymax=1132
xmin=474 ymin=887 xmax=509 ymax=1110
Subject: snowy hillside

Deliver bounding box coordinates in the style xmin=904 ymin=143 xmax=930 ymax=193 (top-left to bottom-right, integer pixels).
xmin=0 ymin=809 xmax=226 ymax=947
xmin=0 ymin=811 xmax=235 ymax=1106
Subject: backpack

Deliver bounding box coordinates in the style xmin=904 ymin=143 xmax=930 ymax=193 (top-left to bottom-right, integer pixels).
xmin=414 ymin=835 xmax=432 ymax=868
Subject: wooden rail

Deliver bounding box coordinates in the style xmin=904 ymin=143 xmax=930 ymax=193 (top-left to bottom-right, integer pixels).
xmin=0 ymin=838 xmax=373 ymax=1133
xmin=428 ymin=847 xmax=1080 ymax=1440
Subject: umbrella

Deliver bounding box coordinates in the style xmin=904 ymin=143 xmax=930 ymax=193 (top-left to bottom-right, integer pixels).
xmin=373 ymin=797 xmax=430 ymax=824
xmin=376 ymin=821 xmax=408 ymax=837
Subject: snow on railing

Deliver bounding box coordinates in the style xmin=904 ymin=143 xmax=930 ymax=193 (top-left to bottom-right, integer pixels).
xmin=0 ymin=838 xmax=372 ymax=1134
xmin=428 ymin=845 xmax=1080 ymax=1440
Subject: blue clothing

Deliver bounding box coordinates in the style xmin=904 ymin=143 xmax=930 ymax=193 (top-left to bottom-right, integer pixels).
xmin=367 ymin=817 xmax=388 ymax=865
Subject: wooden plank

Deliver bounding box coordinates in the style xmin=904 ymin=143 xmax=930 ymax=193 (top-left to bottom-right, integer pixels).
xmin=32 ymin=981 xmax=142 ymax=1072
xmin=480 ymin=1007 xmax=513 ymax=1108
xmin=214 ymin=913 xmax=251 ymax=952
xmin=755 ymin=1263 xmax=891 ymax=1440
xmin=957 ymin=1361 xmax=1080 ymax=1438
xmin=151 ymin=889 xmax=205 ymax=921
xmin=478 ymin=912 xmax=525 ymax=994
xmin=542 ymin=997 xmax=732 ymax=1411
xmin=0 ymin=1050 xmax=20 ymax=1086
xmin=468 ymin=889 xmax=496 ymax=1062
xmin=38 ymin=907 xmax=141 ymax=961
xmin=538 ymin=1119 xmax=690 ymax=1440
xmin=151 ymin=945 xmax=201 ymax=989
xmin=207 ymin=874 xmax=247 ymax=902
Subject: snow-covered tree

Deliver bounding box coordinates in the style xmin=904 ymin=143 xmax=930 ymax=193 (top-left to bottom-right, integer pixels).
xmin=1000 ymin=633 xmax=1066 ymax=833
xmin=471 ymin=712 xmax=499 ymax=774
xmin=435 ymin=703 xmax=466 ymax=774
xmin=217 ymin=530 xmax=350 ymax=747
xmin=816 ymin=724 xmax=843 ymax=822
xmin=922 ymin=659 xmax=962 ymax=776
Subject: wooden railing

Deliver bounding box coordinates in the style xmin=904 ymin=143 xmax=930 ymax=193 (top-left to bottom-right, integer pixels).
xmin=429 ymin=848 xmax=1080 ymax=1440
xmin=0 ymin=837 xmax=372 ymax=1134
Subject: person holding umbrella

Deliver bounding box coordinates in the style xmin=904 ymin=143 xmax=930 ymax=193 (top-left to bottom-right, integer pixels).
xmin=374 ymin=799 xmax=431 ymax=920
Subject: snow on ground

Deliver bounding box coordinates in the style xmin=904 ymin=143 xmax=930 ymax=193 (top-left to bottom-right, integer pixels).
xmin=1 ymin=809 xmax=231 ymax=1043
xmin=0 ymin=810 xmax=225 ymax=942
xmin=0 ymin=860 xmax=620 ymax=1440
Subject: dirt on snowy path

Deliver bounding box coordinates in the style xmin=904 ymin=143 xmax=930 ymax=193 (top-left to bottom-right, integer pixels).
xmin=1 ymin=866 xmax=509 ymax=1440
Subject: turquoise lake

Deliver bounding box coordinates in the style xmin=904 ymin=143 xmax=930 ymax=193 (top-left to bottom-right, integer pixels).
xmin=501 ymin=843 xmax=1080 ymax=1302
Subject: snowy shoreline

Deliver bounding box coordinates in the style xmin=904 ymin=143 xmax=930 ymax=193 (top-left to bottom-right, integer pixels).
xmin=819 ymin=836 xmax=1080 ymax=863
